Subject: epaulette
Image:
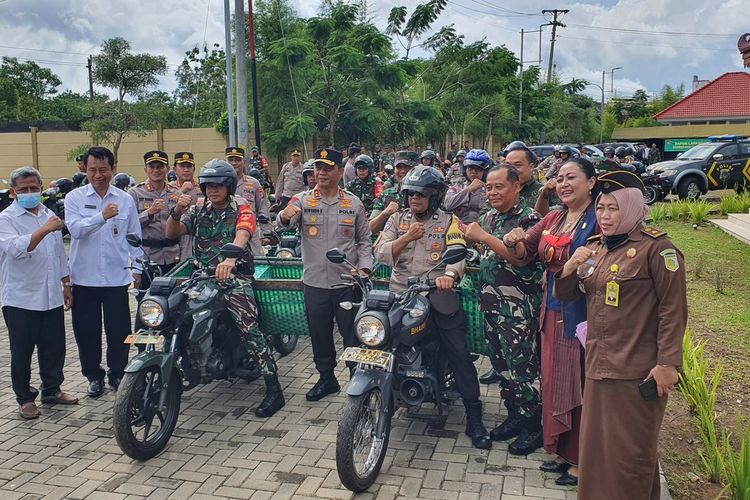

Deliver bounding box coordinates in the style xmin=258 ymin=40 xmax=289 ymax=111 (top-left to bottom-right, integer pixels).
xmin=642 ymin=226 xmax=667 ymax=239
xmin=587 ymin=234 xmax=601 ymax=242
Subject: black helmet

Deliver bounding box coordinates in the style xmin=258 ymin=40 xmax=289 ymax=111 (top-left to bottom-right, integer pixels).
xmin=502 ymin=140 xmax=528 ymax=156
xmin=614 ymin=146 xmax=634 ymax=159
xmin=167 ymin=171 xmax=177 ymax=182
xmin=558 ymin=145 xmax=575 ymax=156
xmin=71 ymin=172 xmax=87 ymax=188
xmin=247 ymin=167 xmax=263 ymax=182
xmin=603 ymin=146 xmax=615 ymax=157
xmin=400 ymin=165 xmax=447 ymax=215
xmin=419 ymin=149 xmax=436 ymax=166
xmin=54 ymin=177 xmax=74 ymax=194
xmin=302 ymin=160 xmax=315 ymax=187
xmin=354 ymin=154 xmax=375 ymax=175
xmin=198 ymin=159 xmax=238 ymax=197
xmin=455 ymin=149 xmax=467 ymax=159
xmin=383 ymin=163 xmax=394 ymax=175
xmin=394 ymin=150 xmax=419 ymax=167
xmin=113 ymin=173 xmax=131 ymax=190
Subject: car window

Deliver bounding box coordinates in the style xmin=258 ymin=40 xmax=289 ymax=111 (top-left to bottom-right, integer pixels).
xmin=679 ymin=144 xmax=716 ymax=160
xmin=740 ymin=143 xmax=750 ymax=156
xmin=718 ymin=144 xmax=738 ymax=158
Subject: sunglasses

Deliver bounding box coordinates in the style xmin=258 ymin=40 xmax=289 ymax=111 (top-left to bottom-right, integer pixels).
xmin=405 ymin=191 xmax=426 ymax=198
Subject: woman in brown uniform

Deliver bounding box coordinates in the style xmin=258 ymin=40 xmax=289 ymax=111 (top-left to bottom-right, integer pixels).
xmin=554 ymin=170 xmax=687 ymax=500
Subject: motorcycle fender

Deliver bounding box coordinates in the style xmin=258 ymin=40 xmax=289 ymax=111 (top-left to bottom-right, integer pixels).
xmin=124 ymin=352 xmax=176 ymax=390
xmin=348 ymin=369 xmax=394 ymax=439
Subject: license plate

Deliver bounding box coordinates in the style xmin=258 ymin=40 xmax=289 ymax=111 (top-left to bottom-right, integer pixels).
xmin=340 ymin=347 xmax=392 ymax=369
xmin=124 ymin=334 xmax=165 ymax=348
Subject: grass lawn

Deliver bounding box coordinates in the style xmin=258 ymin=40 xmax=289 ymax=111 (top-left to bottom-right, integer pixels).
xmin=656 ymin=221 xmax=750 ymax=499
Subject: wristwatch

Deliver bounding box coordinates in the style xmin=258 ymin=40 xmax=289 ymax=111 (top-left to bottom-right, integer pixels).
xmin=169 ymin=207 xmax=181 ymax=221
xmin=444 ymin=270 xmax=458 ymax=282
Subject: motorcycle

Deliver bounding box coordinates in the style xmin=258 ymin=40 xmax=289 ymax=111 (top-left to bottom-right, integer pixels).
xmin=641 ymin=172 xmax=664 ymax=205
xmin=326 ymin=245 xmax=467 ymax=492
xmin=113 ymin=235 xmax=263 ymax=460
xmin=0 ymin=180 xmax=12 ymax=212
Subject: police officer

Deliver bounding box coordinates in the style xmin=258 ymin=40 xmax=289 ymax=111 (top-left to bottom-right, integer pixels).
xmin=444 ymin=149 xmax=491 ymax=224
xmin=545 ymin=145 xmax=573 ymax=180
xmin=459 ymin=164 xmax=544 ymax=455
xmin=419 ymin=149 xmax=437 ymax=168
xmin=447 ymin=149 xmax=466 ymax=185
xmin=166 ymin=159 xmax=285 ymax=418
xmin=301 ymin=160 xmax=316 ymax=189
xmin=368 ymin=151 xmax=417 ymax=233
xmin=72 ymin=155 xmax=89 ymax=187
xmin=226 ymin=147 xmax=272 ymax=255
xmin=129 ymin=151 xmax=181 ymax=290
xmin=275 ymin=149 xmax=305 ymax=210
xmin=169 ymin=152 xmax=202 ymax=260
xmin=276 ymin=147 xmax=373 ymax=401
xmin=374 ymin=165 xmax=492 ymax=450
xmin=346 ymin=155 xmax=383 ymax=214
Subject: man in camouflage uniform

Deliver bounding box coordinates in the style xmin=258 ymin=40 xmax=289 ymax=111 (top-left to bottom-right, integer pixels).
xmin=459 ymin=164 xmax=543 ymax=456
xmin=346 ymin=155 xmax=383 ymax=214
xmin=226 ymin=147 xmax=272 ymax=255
xmin=166 ymin=159 xmax=285 ymax=418
xmin=368 ymin=151 xmax=417 ymax=233
xmin=275 ymin=149 xmax=305 ymax=210
xmin=129 ymin=151 xmax=181 ymax=291
xmin=169 ymin=152 xmax=202 ymax=260
xmin=447 ymin=149 xmax=466 ymax=186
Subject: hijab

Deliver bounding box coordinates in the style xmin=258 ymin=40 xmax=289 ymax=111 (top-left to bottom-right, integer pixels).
xmin=597 ymin=187 xmax=647 ymax=250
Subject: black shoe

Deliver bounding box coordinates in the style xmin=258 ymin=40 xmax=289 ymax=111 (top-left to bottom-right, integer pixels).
xmin=305 ymin=375 xmax=340 ymax=402
xmin=87 ymin=379 xmax=104 ymax=398
xmin=464 ymin=401 xmax=492 ymax=450
xmin=508 ymin=427 xmax=543 ymax=456
xmin=479 ymin=368 xmax=501 ymax=385
xmin=255 ymin=374 xmax=285 ymax=418
xmin=555 ymin=472 xmax=578 ymax=486
xmin=539 ymin=460 xmax=570 ymax=474
xmin=490 ymin=413 xmax=525 ymax=441
xmin=109 ymin=377 xmax=122 ymax=391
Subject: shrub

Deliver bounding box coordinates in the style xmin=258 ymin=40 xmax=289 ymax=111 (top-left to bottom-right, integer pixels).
xmin=649 ymin=203 xmax=668 ymax=224
xmin=722 ymin=420 xmax=750 ymax=500
xmin=668 ymin=200 xmax=685 ymax=220
xmin=688 ymin=200 xmax=715 ymax=224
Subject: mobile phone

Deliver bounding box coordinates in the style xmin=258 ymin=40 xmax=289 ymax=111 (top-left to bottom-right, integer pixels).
xmin=638 ymin=378 xmax=658 ymax=401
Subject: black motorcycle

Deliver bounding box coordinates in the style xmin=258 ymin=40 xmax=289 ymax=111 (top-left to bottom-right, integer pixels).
xmin=326 ymin=245 xmax=466 ymax=492
xmin=641 ymin=172 xmax=664 ymax=205
xmin=113 ymin=235 xmax=262 ymax=460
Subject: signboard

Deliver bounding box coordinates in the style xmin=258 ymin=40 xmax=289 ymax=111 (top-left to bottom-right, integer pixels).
xmin=664 ymin=138 xmax=708 ymax=152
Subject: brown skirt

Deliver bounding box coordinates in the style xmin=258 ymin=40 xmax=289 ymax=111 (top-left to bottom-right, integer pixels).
xmin=540 ymin=309 xmax=583 ymax=464
xmin=578 ymin=378 xmax=667 ymax=500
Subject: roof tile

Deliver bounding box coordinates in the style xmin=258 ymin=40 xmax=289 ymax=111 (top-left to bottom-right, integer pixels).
xmin=654 ymin=72 xmax=750 ymax=120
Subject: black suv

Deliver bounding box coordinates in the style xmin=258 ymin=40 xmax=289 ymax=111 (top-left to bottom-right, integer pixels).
xmin=646 ymin=136 xmax=750 ymax=199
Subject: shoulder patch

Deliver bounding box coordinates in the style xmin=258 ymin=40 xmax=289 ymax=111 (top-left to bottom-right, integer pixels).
xmin=642 ymin=226 xmax=667 ymax=239
xmin=587 ymin=234 xmax=601 ymax=242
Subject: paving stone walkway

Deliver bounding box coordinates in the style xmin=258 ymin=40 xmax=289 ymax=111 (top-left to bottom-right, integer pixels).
xmin=0 ymin=307 xmax=579 ymax=500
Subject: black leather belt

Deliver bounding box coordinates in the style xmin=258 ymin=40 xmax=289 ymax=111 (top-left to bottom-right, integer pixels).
xmin=142 ymin=238 xmax=179 ymax=248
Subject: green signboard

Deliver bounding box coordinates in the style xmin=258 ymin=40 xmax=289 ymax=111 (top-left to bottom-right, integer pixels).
xmin=664 ymin=138 xmax=708 ymax=152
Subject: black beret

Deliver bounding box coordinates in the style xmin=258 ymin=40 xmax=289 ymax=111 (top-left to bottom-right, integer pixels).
xmin=313 ymin=147 xmax=343 ymax=167
xmin=598 ymin=169 xmax=645 ymax=194
xmin=144 ymin=150 xmax=169 ymax=165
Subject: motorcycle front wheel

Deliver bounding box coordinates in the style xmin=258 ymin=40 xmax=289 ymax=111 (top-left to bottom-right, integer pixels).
xmin=336 ymin=388 xmax=391 ymax=492
xmin=273 ymin=334 xmax=298 ymax=357
xmin=113 ymin=367 xmax=181 ymax=460
xmin=644 ymin=185 xmax=659 ymax=205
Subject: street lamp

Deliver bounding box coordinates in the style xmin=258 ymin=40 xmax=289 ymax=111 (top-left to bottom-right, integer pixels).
xmin=585 ymin=72 xmax=606 ymax=144
xmin=610 ymin=66 xmax=623 ymax=95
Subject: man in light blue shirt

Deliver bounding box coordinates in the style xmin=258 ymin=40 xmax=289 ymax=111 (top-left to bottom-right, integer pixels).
xmin=64 ymin=147 xmax=143 ymax=398
xmin=0 ymin=167 xmax=78 ymax=419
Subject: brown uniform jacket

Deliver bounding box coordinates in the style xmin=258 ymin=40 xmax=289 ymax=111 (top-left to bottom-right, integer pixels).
xmin=276 ymin=188 xmax=373 ymax=288
xmin=129 ymin=182 xmax=181 ymax=265
xmin=169 ymin=179 xmax=203 ymax=260
xmin=234 ymin=175 xmax=272 ymax=253
xmin=374 ymin=209 xmax=465 ymax=293
xmin=554 ymin=226 xmax=687 ymax=380
xmin=275 ymin=161 xmax=305 ymax=199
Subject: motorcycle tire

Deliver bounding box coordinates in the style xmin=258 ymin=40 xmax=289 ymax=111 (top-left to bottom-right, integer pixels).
xmin=113 ymin=367 xmax=181 ymax=461
xmin=336 ymin=389 xmax=391 ymax=492
xmin=644 ymin=186 xmax=659 ymax=205
xmin=273 ymin=334 xmax=298 ymax=357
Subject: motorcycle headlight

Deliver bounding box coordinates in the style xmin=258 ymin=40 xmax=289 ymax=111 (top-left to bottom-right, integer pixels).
xmin=356 ymin=315 xmax=387 ymax=347
xmin=276 ymin=248 xmax=296 ymax=259
xmin=139 ymin=299 xmax=165 ymax=329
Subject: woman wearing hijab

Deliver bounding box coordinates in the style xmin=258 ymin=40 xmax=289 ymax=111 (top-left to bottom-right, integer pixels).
xmin=554 ymin=170 xmax=687 ymax=500
xmin=498 ymin=158 xmax=599 ymax=485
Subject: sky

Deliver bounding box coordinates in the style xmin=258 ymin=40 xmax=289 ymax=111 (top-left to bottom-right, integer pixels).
xmin=0 ymin=0 xmax=746 ymax=104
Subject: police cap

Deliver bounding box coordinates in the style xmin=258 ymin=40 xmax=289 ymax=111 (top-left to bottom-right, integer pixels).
xmin=313 ymin=147 xmax=343 ymax=167
xmin=144 ymin=150 xmax=169 ymax=165
xmin=598 ymin=169 xmax=645 ymax=194
xmin=174 ymin=152 xmax=195 ymax=165
xmin=225 ymin=147 xmax=245 ymax=158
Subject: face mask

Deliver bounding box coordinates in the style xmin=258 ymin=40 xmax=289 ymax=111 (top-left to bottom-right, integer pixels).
xmin=17 ymin=192 xmax=42 ymax=209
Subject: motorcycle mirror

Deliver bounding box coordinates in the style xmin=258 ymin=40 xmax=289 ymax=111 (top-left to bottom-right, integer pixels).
xmin=126 ymin=233 xmax=142 ymax=248
xmin=256 ymin=214 xmax=269 ymax=225
xmin=441 ymin=245 xmax=467 ymax=265
xmin=339 ymin=301 xmax=353 ymax=310
xmin=269 ymin=194 xmax=276 ymax=204
xmin=326 ymin=248 xmax=346 ymax=264
xmin=220 ymin=243 xmax=245 ymax=259
xmin=466 ymin=248 xmax=480 ymax=262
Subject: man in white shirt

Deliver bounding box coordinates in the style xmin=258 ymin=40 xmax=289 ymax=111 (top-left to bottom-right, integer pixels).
xmin=64 ymin=147 xmax=143 ymax=398
xmin=0 ymin=167 xmax=78 ymax=419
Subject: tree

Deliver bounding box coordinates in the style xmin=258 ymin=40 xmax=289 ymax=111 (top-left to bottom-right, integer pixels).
xmin=174 ymin=44 xmax=228 ymax=129
xmin=0 ymin=57 xmax=62 ymax=123
xmin=386 ymin=0 xmax=447 ymax=60
xmin=85 ymin=38 xmax=167 ymax=160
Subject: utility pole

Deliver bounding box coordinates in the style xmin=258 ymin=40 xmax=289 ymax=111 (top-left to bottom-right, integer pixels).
xmin=519 ymin=29 xmax=524 ymax=125
xmin=234 ymin=0 xmax=249 ymax=148
xmin=224 ymin=0 xmax=237 ymax=146
xmin=248 ymin=0 xmax=262 ymax=154
xmin=87 ymin=56 xmax=94 ymax=101
xmin=542 ymin=9 xmax=568 ymax=83
xmin=600 ymin=70 xmax=605 ymax=143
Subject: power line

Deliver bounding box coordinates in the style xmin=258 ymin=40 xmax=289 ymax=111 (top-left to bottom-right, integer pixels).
xmin=557 ymin=34 xmax=736 ymax=53
xmin=0 ymin=55 xmax=87 ymax=67
xmin=444 ymin=1 xmax=528 ymax=32
xmin=470 ymin=0 xmax=539 ymax=16
xmin=0 ymin=44 xmax=91 ymax=56
xmin=566 ymin=23 xmax=736 ymax=39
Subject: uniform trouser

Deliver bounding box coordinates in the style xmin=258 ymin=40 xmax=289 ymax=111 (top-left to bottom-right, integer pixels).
xmin=484 ymin=314 xmax=541 ymax=418
xmin=223 ymin=277 xmax=277 ymax=376
xmin=430 ymin=309 xmax=480 ymax=404
xmin=71 ymin=285 xmax=131 ymax=384
xmin=2 ymin=306 xmax=66 ymax=405
xmin=303 ymin=284 xmax=361 ymax=376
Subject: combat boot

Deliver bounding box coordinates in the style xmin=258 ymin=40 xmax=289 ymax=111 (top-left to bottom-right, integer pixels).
xmin=508 ymin=415 xmax=543 ymax=456
xmin=255 ymin=374 xmax=285 ymax=418
xmin=490 ymin=410 xmax=526 ymax=441
xmin=464 ymin=401 xmax=492 ymax=450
